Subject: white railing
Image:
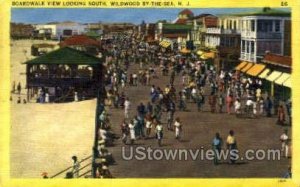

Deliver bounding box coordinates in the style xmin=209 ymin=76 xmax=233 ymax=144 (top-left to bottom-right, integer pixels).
xmin=257 ymin=32 xmax=282 ymax=39
xmin=206 ymin=28 xmax=240 ymax=34
xmin=240 ymin=52 xmax=256 ymax=63
xmin=241 ymin=31 xmax=282 ymax=39
xmin=206 ymin=28 xmax=221 ymax=34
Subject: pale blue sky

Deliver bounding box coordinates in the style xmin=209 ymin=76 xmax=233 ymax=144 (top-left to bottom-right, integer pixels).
xmin=11 ymin=8 xmax=290 ymax=24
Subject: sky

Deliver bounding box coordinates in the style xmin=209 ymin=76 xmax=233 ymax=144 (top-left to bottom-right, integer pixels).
xmin=11 ymin=8 xmax=290 ymax=24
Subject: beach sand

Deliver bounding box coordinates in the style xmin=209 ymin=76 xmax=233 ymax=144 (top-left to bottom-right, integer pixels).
xmin=10 ymin=40 xmax=96 ymax=178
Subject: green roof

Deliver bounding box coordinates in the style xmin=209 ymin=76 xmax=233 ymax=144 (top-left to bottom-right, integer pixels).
xmin=230 ymin=8 xmax=291 ymax=17
xmin=24 ymin=47 xmax=102 ymax=65
xmin=163 ymin=23 xmax=193 ymax=30
xmin=85 ymin=31 xmax=101 ymax=38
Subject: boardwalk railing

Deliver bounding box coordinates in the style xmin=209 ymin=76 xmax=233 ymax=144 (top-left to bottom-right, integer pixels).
xmin=50 ymin=155 xmax=93 ymax=178
xmin=91 ymin=88 xmax=105 ymax=178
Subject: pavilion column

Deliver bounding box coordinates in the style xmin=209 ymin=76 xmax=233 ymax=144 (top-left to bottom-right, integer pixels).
xmin=26 ymin=64 xmax=30 ymax=101
xmin=70 ymin=65 xmax=78 ymax=78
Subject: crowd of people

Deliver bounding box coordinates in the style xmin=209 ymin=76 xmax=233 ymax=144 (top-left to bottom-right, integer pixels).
xmin=92 ymin=33 xmax=292 ymax=173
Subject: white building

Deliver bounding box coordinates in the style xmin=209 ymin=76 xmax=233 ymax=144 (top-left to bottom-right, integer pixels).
xmin=34 ymin=22 xmax=87 ymax=40
xmin=239 ymin=9 xmax=291 ymax=63
xmin=204 ymin=16 xmax=241 ymax=49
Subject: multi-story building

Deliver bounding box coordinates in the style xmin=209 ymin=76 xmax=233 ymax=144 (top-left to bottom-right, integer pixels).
xmin=203 ymin=16 xmax=241 ymax=70
xmin=156 ymin=22 xmax=193 ymax=50
xmin=155 ymin=9 xmax=194 ymax=50
xmin=239 ymin=8 xmax=291 ymax=63
xmin=189 ymin=14 xmax=218 ymax=49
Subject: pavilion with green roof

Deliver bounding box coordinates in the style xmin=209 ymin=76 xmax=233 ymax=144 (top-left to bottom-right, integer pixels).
xmin=24 ymin=47 xmax=105 ymax=102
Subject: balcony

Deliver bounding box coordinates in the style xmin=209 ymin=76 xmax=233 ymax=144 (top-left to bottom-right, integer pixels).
xmin=240 ymin=52 xmax=256 ymax=63
xmin=241 ymin=31 xmax=282 ymax=39
xmin=206 ymin=28 xmax=240 ymax=35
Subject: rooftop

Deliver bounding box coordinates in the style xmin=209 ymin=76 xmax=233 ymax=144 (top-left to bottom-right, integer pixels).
xmin=175 ymin=18 xmax=188 ymax=24
xmin=59 ymin=35 xmax=101 ymax=47
xmin=263 ymin=53 xmax=291 ymax=68
xmin=179 ymin=9 xmax=194 ymax=16
xmin=163 ymin=23 xmax=193 ymax=30
xmin=24 ymin=47 xmax=102 ymax=65
xmin=192 ymin=14 xmax=217 ymax=19
xmin=230 ymin=8 xmax=291 ymax=17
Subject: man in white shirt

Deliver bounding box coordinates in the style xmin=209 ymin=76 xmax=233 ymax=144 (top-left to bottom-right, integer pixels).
xmin=174 ymin=117 xmax=182 ymax=140
xmin=280 ymin=129 xmax=289 ymax=158
xmin=124 ymin=97 xmax=131 ymax=119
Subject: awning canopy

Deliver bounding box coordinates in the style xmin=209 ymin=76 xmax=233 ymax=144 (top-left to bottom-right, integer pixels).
xmin=258 ymin=68 xmax=270 ymax=79
xmin=283 ymin=78 xmax=291 ymax=88
xmin=274 ymin=73 xmax=291 ymax=85
xmin=199 ymin=52 xmax=215 ymax=59
xmin=240 ymin=62 xmax=254 ymax=72
xmin=246 ymin=64 xmax=266 ymax=76
xmin=197 ymin=50 xmax=204 ymax=56
xmin=180 ymin=47 xmax=191 ymax=54
xmin=235 ymin=61 xmax=247 ymax=71
xmin=159 ymin=40 xmax=171 ymax=48
xmin=265 ymin=71 xmax=282 ymax=82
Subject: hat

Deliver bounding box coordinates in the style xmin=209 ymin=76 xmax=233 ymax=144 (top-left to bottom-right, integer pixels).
xmin=102 ymin=165 xmax=108 ymax=170
xmin=41 ymin=172 xmax=48 ymax=176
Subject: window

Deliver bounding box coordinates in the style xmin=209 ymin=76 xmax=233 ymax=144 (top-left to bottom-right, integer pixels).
xmin=251 ymin=20 xmax=255 ymax=31
xmin=257 ymin=20 xmax=273 ymax=32
xmin=241 ymin=40 xmax=245 ymax=52
xmin=257 ymin=20 xmax=263 ymax=32
xmin=251 ymin=41 xmax=255 ymax=53
xmin=246 ymin=41 xmax=250 ymax=53
xmin=275 ymin=20 xmax=280 ymax=32
xmin=233 ymin=21 xmax=237 ymax=30
xmin=220 ymin=37 xmax=225 ymax=46
xmin=230 ymin=37 xmax=235 ymax=47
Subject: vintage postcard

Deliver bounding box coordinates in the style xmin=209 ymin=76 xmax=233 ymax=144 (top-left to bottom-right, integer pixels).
xmin=0 ymin=0 xmax=299 ymax=186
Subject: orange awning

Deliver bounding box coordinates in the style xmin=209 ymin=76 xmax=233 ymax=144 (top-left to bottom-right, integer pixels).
xmin=240 ymin=62 xmax=254 ymax=72
xmin=235 ymin=61 xmax=248 ymax=71
xmin=180 ymin=47 xmax=191 ymax=54
xmin=246 ymin=64 xmax=266 ymax=76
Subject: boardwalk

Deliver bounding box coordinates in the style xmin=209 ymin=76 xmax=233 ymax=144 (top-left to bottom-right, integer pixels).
xmin=105 ymin=63 xmax=290 ymax=178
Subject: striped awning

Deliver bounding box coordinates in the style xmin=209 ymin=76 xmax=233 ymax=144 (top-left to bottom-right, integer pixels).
xmin=274 ymin=73 xmax=291 ymax=85
xmin=159 ymin=40 xmax=171 ymax=48
xmin=265 ymin=71 xmax=282 ymax=82
xmin=240 ymin=62 xmax=254 ymax=72
xmin=203 ymin=52 xmax=215 ymax=59
xmin=246 ymin=64 xmax=266 ymax=76
xmin=258 ymin=68 xmax=270 ymax=79
xmin=235 ymin=61 xmax=248 ymax=71
xmin=283 ymin=78 xmax=291 ymax=88
xmin=180 ymin=47 xmax=191 ymax=54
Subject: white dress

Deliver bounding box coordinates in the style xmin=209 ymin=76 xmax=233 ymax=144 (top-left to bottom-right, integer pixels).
xmin=74 ymin=92 xmax=78 ymax=102
xmin=45 ymin=93 xmax=49 ymax=103
xmin=146 ymin=120 xmax=152 ymax=129
xmin=234 ymin=101 xmax=241 ymax=113
xmin=174 ymin=121 xmax=181 ymax=137
xmin=129 ymin=123 xmax=136 ymax=140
